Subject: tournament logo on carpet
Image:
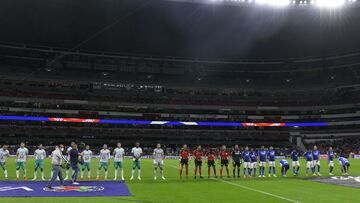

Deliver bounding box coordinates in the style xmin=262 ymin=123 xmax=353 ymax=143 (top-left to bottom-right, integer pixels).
xmin=43 ymin=185 xmax=105 ymax=192
xmin=0 ymin=181 xmax=131 ymax=197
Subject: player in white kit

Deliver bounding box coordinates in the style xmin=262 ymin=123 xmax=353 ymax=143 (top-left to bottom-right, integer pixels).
xmin=130 ymin=142 xmax=143 ymax=180
xmin=16 ymin=142 xmax=29 ymax=180
xmin=32 ymin=144 xmax=47 ymax=180
xmin=153 ymin=144 xmax=165 ymax=180
xmin=96 ymin=144 xmax=111 ymax=180
xmin=113 ymin=142 xmax=125 ymax=180
xmin=0 ymin=145 xmax=9 ymax=179
xmin=81 ymin=145 xmax=93 ymax=180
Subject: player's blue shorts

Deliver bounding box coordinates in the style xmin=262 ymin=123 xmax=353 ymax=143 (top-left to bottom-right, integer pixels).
xmin=132 ymin=160 xmax=141 ymax=169
xmin=98 ymin=162 xmax=108 ymax=171
xmin=114 ymin=161 xmax=123 ymax=169
xmin=0 ymin=162 xmax=6 ymax=170
xmin=82 ymin=162 xmax=91 ymax=171
xmin=34 ymin=160 xmax=44 ymax=170
xmin=16 ymin=162 xmax=26 ymax=170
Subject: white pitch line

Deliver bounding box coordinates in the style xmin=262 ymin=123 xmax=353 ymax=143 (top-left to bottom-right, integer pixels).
xmin=168 ymin=164 xmax=300 ymax=203
xmin=213 ymin=178 xmax=301 ymax=203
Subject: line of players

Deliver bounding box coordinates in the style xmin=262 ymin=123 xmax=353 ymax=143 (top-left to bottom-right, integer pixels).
xmin=0 ymin=142 xmax=165 ymax=182
xmin=0 ymin=143 xmax=351 ymax=181
xmin=178 ymin=144 xmax=351 ymax=179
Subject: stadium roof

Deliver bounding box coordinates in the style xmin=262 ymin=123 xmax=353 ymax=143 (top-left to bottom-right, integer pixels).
xmin=0 ymin=0 xmax=360 ymax=59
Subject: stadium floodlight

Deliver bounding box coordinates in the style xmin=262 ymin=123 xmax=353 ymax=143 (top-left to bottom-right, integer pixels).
xmin=256 ymin=0 xmax=290 ymax=6
xmin=316 ymin=0 xmax=346 ymax=8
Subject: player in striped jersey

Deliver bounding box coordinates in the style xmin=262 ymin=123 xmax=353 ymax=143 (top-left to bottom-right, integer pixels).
xmin=32 ymin=144 xmax=46 ymax=180
xmin=81 ymin=145 xmax=93 ymax=180
xmin=267 ymin=146 xmax=276 ymax=177
xmin=279 ymin=159 xmax=290 ymax=177
xmin=290 ymin=149 xmax=300 ymax=176
xmin=0 ymin=145 xmax=9 ymax=179
xmin=130 ymin=142 xmax=143 ymax=180
xmin=16 ymin=142 xmax=29 ymax=180
xmin=250 ymin=148 xmax=258 ymax=177
xmin=153 ymin=144 xmax=165 ymax=180
xmin=312 ymin=145 xmax=321 ymax=176
xmin=242 ymin=146 xmax=251 ymax=178
xmin=113 ymin=143 xmax=125 ymax=180
xmin=304 ymin=150 xmax=314 ymax=176
xmin=96 ymin=144 xmax=111 ymax=180
xmin=258 ymin=146 xmax=267 ymax=178
xmin=327 ymin=147 xmax=335 ymax=176
xmin=338 ymin=157 xmax=350 ymax=175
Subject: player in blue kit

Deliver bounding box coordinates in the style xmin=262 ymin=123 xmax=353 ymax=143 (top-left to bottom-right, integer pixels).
xmin=250 ymin=148 xmax=257 ymax=177
xmin=327 ymin=147 xmax=335 ymax=176
xmin=312 ymin=145 xmax=321 ymax=176
xmin=267 ymin=146 xmax=276 ymax=177
xmin=279 ymin=159 xmax=290 ymax=177
xmin=242 ymin=147 xmax=251 ymax=178
xmin=290 ymin=149 xmax=300 ymax=176
xmin=258 ymin=146 xmax=267 ymax=178
xmin=338 ymin=157 xmax=350 ymax=175
xmin=304 ymin=150 xmax=314 ymax=176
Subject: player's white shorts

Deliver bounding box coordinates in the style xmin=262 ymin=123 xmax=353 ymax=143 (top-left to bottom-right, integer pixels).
xmin=268 ymin=161 xmax=275 ymax=167
xmin=259 ymin=161 xmax=266 ymax=167
xmin=250 ymin=162 xmax=257 ymax=169
xmin=292 ymin=161 xmax=300 ymax=167
xmin=243 ymin=162 xmax=250 ymax=168
xmin=153 ymin=160 xmax=164 ymax=167
xmin=306 ymin=161 xmax=313 ymax=168
xmin=328 ymin=161 xmax=334 ymax=167
xmin=313 ymin=160 xmax=320 ymax=166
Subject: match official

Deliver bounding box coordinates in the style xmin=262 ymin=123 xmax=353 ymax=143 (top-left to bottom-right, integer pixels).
xmin=45 ymin=144 xmax=68 ymax=190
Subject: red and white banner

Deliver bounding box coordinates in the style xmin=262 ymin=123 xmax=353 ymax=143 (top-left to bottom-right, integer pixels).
xmin=242 ymin=122 xmax=285 ymax=127
xmin=48 ymin=117 xmax=100 ymax=123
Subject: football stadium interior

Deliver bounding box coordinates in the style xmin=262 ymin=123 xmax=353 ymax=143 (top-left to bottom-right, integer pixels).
xmin=0 ymin=0 xmax=359 ymax=203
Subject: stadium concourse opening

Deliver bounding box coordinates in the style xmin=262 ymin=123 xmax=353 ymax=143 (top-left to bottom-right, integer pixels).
xmin=0 ymin=0 xmax=360 ymax=202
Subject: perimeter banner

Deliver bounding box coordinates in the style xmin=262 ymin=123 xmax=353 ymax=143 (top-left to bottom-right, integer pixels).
xmin=0 ymin=181 xmax=131 ymax=197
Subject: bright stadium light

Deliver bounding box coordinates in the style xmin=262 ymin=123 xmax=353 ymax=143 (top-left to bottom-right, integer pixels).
xmin=256 ymin=0 xmax=290 ymax=6
xmin=316 ymin=0 xmax=346 ymax=8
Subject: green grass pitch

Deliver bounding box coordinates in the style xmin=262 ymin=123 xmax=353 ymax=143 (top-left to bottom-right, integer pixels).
xmin=0 ymin=157 xmax=359 ymax=203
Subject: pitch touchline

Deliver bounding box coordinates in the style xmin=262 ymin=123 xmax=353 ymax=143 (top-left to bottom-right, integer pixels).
xmin=168 ymin=164 xmax=300 ymax=203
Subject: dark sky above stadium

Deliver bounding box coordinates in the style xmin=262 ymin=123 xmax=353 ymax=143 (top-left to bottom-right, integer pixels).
xmin=0 ymin=0 xmax=360 ymax=59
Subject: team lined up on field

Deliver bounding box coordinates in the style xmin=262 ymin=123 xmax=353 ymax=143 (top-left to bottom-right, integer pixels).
xmin=179 ymin=144 xmax=350 ymax=179
xmin=0 ymin=142 xmax=351 ymax=181
xmin=0 ymin=142 xmax=163 ymax=182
